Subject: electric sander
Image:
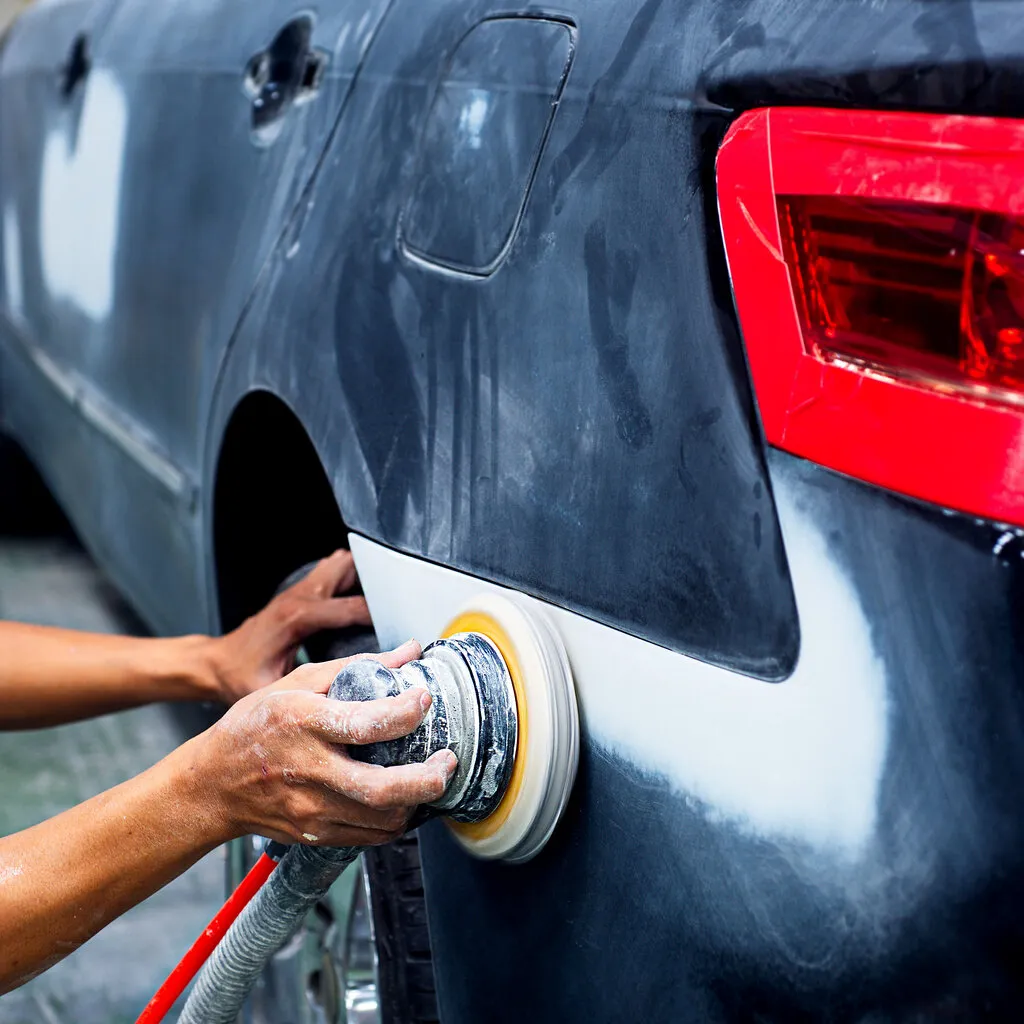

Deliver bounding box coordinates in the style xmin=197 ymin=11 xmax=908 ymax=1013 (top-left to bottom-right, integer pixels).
xmin=154 ymin=593 xmax=580 ymax=1024
xmin=338 ymin=592 xmax=579 ymax=862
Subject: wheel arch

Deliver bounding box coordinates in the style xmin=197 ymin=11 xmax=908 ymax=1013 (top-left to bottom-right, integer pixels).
xmin=211 ymin=389 xmax=347 ymax=632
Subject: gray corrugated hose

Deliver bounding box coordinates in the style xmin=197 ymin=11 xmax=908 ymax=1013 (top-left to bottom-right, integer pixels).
xmin=178 ymin=842 xmax=359 ymax=1024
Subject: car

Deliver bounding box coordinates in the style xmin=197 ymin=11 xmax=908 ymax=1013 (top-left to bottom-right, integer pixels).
xmin=4 ymin=0 xmax=1024 ymax=1020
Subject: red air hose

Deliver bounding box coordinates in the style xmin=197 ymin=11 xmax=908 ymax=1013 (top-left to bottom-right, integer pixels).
xmin=135 ymin=850 xmax=279 ymax=1024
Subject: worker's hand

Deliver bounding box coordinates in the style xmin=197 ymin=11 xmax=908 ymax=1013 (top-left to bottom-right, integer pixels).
xmin=208 ymin=549 xmax=372 ymax=703
xmin=193 ymin=640 xmax=456 ymax=847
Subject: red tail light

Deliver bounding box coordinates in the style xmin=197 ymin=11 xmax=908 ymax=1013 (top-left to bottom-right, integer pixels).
xmin=779 ymin=196 xmax=1024 ymax=401
xmin=718 ymin=108 xmax=1024 ymax=527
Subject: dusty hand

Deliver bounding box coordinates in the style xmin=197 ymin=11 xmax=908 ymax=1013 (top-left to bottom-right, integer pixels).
xmin=208 ymin=549 xmax=372 ymax=703
xmin=194 ymin=640 xmax=456 ymax=847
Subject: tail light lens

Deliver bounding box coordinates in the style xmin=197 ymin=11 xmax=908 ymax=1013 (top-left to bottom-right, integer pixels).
xmin=778 ymin=196 xmax=1024 ymax=402
xmin=718 ymin=108 xmax=1024 ymax=527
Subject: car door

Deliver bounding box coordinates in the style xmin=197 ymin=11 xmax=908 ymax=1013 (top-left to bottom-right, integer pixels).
xmin=1 ymin=0 xmax=121 ymax=373
xmin=0 ymin=0 xmax=129 ymax=586
xmin=4 ymin=0 xmax=395 ymax=631
xmin=89 ymin=0 xmax=394 ymax=478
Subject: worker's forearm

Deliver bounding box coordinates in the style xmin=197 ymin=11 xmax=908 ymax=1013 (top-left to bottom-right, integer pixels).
xmin=0 ymin=622 xmax=220 ymax=728
xmin=0 ymin=734 xmax=228 ymax=993
xmin=0 ymin=652 xmax=447 ymax=997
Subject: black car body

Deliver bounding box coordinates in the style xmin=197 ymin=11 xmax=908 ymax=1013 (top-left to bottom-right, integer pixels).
xmin=3 ymin=0 xmax=1024 ymax=1020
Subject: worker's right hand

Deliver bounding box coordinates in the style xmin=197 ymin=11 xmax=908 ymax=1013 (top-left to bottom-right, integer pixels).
xmin=190 ymin=640 xmax=457 ymax=848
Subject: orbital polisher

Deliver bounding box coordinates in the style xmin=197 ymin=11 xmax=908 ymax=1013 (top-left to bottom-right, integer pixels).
xmin=142 ymin=593 xmax=580 ymax=1024
xmin=345 ymin=592 xmax=580 ymax=863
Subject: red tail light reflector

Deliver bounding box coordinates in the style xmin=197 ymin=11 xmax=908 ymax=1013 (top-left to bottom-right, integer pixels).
xmin=778 ymin=196 xmax=1024 ymax=402
xmin=718 ymin=108 xmax=1024 ymax=527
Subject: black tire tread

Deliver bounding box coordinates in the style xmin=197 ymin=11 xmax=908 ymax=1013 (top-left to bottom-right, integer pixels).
xmin=364 ymin=835 xmax=441 ymax=1024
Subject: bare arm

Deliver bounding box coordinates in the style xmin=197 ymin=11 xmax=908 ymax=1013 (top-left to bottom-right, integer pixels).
xmin=0 ymin=549 xmax=370 ymax=729
xmin=0 ymin=645 xmax=456 ymax=994
xmin=0 ymin=730 xmax=226 ymax=991
xmin=0 ymin=623 xmax=221 ymax=727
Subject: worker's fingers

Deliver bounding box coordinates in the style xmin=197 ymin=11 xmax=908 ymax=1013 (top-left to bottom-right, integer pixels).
xmin=321 ymin=801 xmax=412 ymax=834
xmin=299 ymin=549 xmax=358 ymax=598
xmin=310 ymin=826 xmax=400 ymax=847
xmin=278 ymin=779 xmax=413 ymax=833
xmin=292 ymin=595 xmax=372 ymax=635
xmin=275 ymin=640 xmax=422 ymax=695
xmin=271 ymin=593 xmax=371 ymax=648
xmin=331 ymin=750 xmax=457 ymax=810
xmin=374 ymin=640 xmax=423 ymax=669
xmin=306 ymin=686 xmax=432 ymax=744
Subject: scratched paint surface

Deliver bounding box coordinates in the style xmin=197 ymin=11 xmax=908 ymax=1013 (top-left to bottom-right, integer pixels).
xmin=0 ymin=534 xmax=223 ymax=1024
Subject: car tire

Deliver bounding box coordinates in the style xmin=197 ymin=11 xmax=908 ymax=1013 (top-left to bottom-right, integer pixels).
xmin=362 ymin=836 xmax=440 ymax=1024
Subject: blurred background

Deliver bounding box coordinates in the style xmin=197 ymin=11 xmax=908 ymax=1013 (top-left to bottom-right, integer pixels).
xmin=0 ymin=2 xmax=27 ymax=36
xmin=0 ymin=438 xmax=223 ymax=1024
xmin=0 ymin=2 xmax=224 ymax=1018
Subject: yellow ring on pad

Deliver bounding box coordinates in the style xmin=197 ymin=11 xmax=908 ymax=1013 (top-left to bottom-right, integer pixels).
xmin=436 ymin=592 xmax=579 ymax=863
xmin=441 ymin=611 xmax=528 ymax=842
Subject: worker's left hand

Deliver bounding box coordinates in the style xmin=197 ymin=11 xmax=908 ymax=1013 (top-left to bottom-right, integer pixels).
xmin=208 ymin=550 xmax=372 ymax=703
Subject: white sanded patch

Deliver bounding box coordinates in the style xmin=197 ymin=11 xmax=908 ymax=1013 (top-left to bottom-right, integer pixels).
xmin=39 ymin=69 xmax=127 ymax=321
xmin=351 ymin=478 xmax=888 ymax=856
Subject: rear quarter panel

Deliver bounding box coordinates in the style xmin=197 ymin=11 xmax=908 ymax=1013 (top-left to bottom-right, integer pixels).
xmin=209 ymin=0 xmax=1024 ymax=1018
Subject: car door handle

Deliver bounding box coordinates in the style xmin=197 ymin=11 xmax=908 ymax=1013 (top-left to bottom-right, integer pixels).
xmin=60 ymin=32 xmax=91 ymax=99
xmin=243 ymin=15 xmax=328 ymax=142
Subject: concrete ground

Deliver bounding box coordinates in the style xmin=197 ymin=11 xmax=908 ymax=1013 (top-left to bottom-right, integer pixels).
xmin=0 ymin=464 xmax=224 ymax=1021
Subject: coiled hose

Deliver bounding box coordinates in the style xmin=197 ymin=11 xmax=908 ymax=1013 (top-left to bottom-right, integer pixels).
xmin=177 ymin=842 xmax=359 ymax=1024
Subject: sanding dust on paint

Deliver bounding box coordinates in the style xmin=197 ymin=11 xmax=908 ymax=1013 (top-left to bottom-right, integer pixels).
xmin=351 ymin=487 xmax=889 ymax=858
